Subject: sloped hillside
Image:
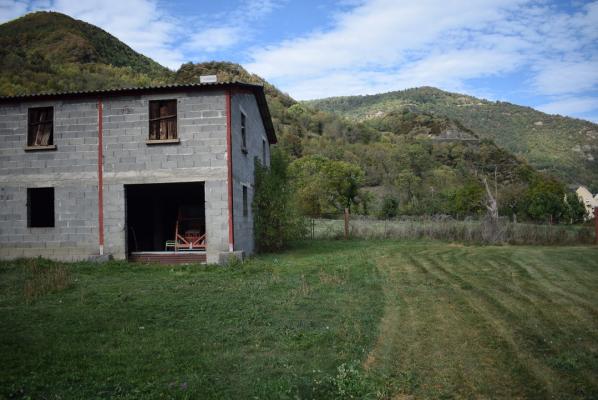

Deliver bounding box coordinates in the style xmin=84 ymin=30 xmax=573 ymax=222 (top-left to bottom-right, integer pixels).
xmin=0 ymin=12 xmax=581 ymax=219
xmin=306 ymin=87 xmax=598 ymax=190
xmin=0 ymin=11 xmax=171 ymax=95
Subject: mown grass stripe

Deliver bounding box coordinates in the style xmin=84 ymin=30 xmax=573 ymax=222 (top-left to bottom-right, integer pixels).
xmin=398 ymin=252 xmax=549 ymax=394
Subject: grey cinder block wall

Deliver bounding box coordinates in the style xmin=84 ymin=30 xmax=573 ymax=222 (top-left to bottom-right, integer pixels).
xmin=0 ymin=83 xmax=275 ymax=263
xmin=0 ymin=99 xmax=100 ymax=260
xmin=231 ymin=93 xmax=270 ymax=255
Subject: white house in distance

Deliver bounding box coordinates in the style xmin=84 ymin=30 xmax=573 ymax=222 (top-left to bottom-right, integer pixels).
xmin=575 ymin=186 xmax=598 ymax=220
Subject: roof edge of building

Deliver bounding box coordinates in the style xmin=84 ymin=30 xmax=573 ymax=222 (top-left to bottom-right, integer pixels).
xmin=0 ymin=81 xmax=277 ymax=144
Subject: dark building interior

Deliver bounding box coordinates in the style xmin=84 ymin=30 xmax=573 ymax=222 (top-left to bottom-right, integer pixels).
xmin=125 ymin=182 xmax=205 ymax=253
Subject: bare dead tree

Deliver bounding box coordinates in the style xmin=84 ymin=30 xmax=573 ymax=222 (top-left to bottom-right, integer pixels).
xmin=483 ymin=177 xmax=498 ymax=222
xmin=482 ymin=176 xmax=503 ymax=243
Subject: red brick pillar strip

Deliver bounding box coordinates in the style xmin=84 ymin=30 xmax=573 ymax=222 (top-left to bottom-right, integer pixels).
xmin=226 ymin=90 xmax=234 ymax=252
xmin=97 ymin=98 xmax=105 ymax=256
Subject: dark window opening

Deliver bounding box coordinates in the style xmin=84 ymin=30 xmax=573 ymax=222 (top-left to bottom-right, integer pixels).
xmin=149 ymin=99 xmax=177 ymax=140
xmin=28 ymin=107 xmax=53 ymax=146
xmin=262 ymin=139 xmax=267 ymax=164
xmin=241 ymin=112 xmax=247 ymax=153
xmin=125 ymin=183 xmax=205 ymax=253
xmin=27 ymin=187 xmax=55 ymax=227
xmin=242 ymin=185 xmax=248 ymax=217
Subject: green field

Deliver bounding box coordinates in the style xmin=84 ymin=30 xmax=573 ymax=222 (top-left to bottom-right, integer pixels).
xmin=1 ymin=241 xmax=597 ymax=399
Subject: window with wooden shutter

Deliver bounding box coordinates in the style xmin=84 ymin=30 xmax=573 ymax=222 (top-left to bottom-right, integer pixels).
xmin=149 ymin=100 xmax=177 ymax=140
xmin=27 ymin=107 xmax=53 ymax=147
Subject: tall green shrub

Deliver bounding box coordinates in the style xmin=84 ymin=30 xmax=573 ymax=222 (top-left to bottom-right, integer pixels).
xmin=289 ymin=155 xmax=365 ymax=216
xmin=524 ymin=178 xmax=566 ymax=223
xmin=563 ymin=191 xmax=587 ymax=224
xmin=253 ymin=148 xmax=306 ymax=252
xmin=379 ymin=196 xmax=399 ymax=219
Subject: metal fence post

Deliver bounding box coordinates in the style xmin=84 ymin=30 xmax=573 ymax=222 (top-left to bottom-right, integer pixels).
xmin=594 ymin=208 xmax=598 ymax=245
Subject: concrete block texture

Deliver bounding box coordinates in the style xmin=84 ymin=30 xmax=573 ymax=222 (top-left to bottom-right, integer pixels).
xmin=102 ymin=91 xmax=226 ymax=174
xmin=0 ymin=88 xmax=267 ymax=262
xmin=230 ymin=93 xmax=271 ymax=256
xmin=217 ymin=250 xmax=245 ymax=265
xmin=0 ymin=185 xmax=99 ymax=261
xmin=205 ymin=179 xmax=230 ymax=264
xmin=0 ymin=100 xmax=98 ymax=178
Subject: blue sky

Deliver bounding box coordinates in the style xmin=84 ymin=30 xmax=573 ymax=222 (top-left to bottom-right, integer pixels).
xmin=1 ymin=0 xmax=597 ymax=122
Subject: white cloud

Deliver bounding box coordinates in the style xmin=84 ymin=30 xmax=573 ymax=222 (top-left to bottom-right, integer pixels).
xmin=53 ymin=0 xmax=186 ymax=68
xmin=537 ymin=96 xmax=598 ymax=116
xmin=0 ymin=0 xmax=280 ymax=69
xmin=244 ymin=0 xmax=598 ymax=108
xmin=0 ymin=0 xmax=27 ymax=21
xmin=246 ymin=0 xmax=526 ymax=81
xmin=186 ymin=27 xmax=242 ymax=53
xmin=391 ymin=50 xmax=523 ymax=90
xmin=280 ymin=49 xmax=525 ymax=100
xmin=533 ymin=61 xmax=598 ymax=96
xmin=1 ymin=0 xmax=597 ymax=122
xmin=0 ymin=0 xmax=185 ymax=69
xmin=242 ymin=0 xmax=279 ymax=20
xmin=184 ymin=0 xmax=281 ymax=55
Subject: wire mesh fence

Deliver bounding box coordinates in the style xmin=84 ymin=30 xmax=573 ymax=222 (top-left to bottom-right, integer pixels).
xmin=308 ymin=214 xmax=595 ymax=245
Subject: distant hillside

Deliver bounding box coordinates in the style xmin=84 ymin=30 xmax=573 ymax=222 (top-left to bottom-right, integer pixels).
xmin=0 ymin=12 xmax=582 ymax=220
xmin=0 ymin=11 xmax=171 ymax=95
xmin=305 ymin=88 xmax=598 ymax=191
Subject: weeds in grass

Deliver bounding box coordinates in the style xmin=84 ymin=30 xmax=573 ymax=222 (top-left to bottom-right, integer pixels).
xmin=23 ymin=259 xmax=71 ymax=303
xmin=308 ymin=362 xmax=379 ymax=399
xmin=313 ymin=217 xmax=595 ymax=245
xmin=288 ymin=273 xmax=313 ymax=298
xmin=299 ymin=273 xmax=311 ymax=296
xmin=269 ymin=270 xmax=282 ymax=284
xmin=319 ymin=270 xmax=344 ymax=285
xmin=224 ymin=255 xmax=244 ymax=268
xmin=3 ymin=241 xmax=596 ymax=399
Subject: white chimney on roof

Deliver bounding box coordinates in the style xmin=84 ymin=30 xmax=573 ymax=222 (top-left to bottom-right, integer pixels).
xmin=199 ymin=75 xmax=217 ymax=83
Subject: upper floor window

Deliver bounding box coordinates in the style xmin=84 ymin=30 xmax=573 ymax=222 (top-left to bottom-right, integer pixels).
xmin=241 ymin=111 xmax=247 ymax=154
xmin=149 ymin=100 xmax=177 ymax=141
xmin=28 ymin=107 xmax=53 ymax=147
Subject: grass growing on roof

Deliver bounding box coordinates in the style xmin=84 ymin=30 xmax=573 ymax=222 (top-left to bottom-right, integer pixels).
xmin=1 ymin=240 xmax=597 ymax=399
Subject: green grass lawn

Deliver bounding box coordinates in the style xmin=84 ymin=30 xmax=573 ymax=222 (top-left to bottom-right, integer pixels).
xmin=1 ymin=241 xmax=597 ymax=399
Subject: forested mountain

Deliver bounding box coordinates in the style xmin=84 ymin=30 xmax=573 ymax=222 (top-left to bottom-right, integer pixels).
xmin=0 ymin=12 xmax=170 ymax=95
xmin=306 ymin=88 xmax=598 ymax=191
xmin=0 ymin=12 xmax=587 ymax=221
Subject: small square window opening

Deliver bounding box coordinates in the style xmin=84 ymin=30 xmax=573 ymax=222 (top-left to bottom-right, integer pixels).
xmin=27 ymin=187 xmax=55 ymax=228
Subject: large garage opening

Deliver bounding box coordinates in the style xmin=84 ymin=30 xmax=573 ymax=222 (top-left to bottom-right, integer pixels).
xmin=125 ymin=182 xmax=206 ymax=257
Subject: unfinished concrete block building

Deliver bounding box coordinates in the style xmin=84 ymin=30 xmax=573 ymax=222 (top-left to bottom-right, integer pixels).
xmin=0 ymin=81 xmax=276 ymax=263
